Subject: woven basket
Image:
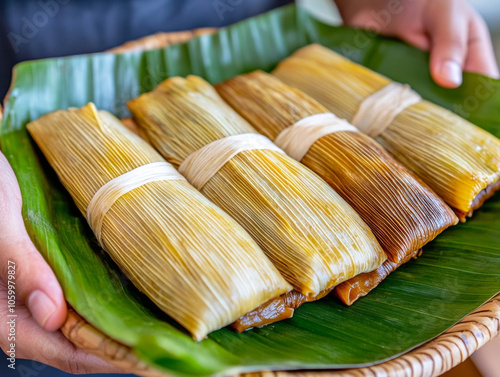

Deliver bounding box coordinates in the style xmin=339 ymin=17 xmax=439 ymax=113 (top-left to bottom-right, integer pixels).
xmin=3 ymin=30 xmax=499 ymax=377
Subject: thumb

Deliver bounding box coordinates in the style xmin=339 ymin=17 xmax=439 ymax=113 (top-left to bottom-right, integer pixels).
xmin=0 ymin=152 xmax=67 ymax=331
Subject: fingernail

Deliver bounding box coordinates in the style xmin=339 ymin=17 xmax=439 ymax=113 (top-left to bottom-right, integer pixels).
xmin=441 ymin=60 xmax=463 ymax=86
xmin=27 ymin=290 xmax=56 ymax=329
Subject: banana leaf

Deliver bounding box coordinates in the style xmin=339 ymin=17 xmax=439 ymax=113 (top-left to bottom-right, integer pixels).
xmin=1 ymin=4 xmax=500 ymax=377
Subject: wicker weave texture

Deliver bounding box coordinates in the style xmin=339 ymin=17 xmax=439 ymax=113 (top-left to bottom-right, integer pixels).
xmin=61 ymin=294 xmax=500 ymax=377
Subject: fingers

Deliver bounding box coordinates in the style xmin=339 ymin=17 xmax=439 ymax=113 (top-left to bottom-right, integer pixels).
xmin=426 ymin=0 xmax=469 ymax=88
xmin=427 ymin=1 xmax=499 ymax=88
xmin=464 ymin=14 xmax=500 ymax=79
xmin=13 ymin=238 xmax=68 ymax=331
xmin=23 ymin=323 xmax=125 ymax=374
xmin=0 ymin=153 xmax=120 ymax=374
xmin=0 ymin=287 xmax=124 ymax=374
xmin=0 ymin=152 xmax=67 ymax=331
xmin=400 ymin=33 xmax=430 ymax=53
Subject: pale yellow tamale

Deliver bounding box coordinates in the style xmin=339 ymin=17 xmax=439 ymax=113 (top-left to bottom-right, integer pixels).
xmin=273 ymin=44 xmax=500 ymax=220
xmin=127 ymin=76 xmax=387 ymax=309
xmin=27 ymin=103 xmax=291 ymax=341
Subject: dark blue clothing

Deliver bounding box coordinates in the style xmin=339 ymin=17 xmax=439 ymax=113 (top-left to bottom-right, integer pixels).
xmin=0 ymin=0 xmax=292 ymax=97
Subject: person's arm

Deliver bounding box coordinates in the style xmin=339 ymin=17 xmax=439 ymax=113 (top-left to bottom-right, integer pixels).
xmin=0 ymin=152 xmax=121 ymax=374
xmin=334 ymin=0 xmax=499 ymax=88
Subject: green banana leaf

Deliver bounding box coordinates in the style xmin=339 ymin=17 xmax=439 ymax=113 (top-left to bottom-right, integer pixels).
xmin=1 ymin=4 xmax=500 ymax=377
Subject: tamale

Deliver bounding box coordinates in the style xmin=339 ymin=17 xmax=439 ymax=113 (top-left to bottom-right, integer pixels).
xmin=273 ymin=44 xmax=500 ymax=221
xmin=128 ymin=76 xmax=386 ymax=313
xmin=216 ymin=70 xmax=458 ymax=264
xmin=27 ymin=103 xmax=292 ymax=341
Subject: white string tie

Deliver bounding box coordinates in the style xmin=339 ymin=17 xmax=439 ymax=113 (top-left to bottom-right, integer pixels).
xmin=274 ymin=113 xmax=358 ymax=161
xmin=179 ymin=133 xmax=285 ymax=190
xmin=351 ymin=82 xmax=421 ymax=137
xmin=87 ymin=161 xmax=185 ymax=246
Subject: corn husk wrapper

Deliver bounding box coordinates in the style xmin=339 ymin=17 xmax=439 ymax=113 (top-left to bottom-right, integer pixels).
xmin=216 ymin=71 xmax=457 ymax=264
xmin=128 ymin=76 xmax=386 ymax=300
xmin=27 ymin=103 xmax=291 ymax=341
xmin=273 ymin=44 xmax=500 ymax=219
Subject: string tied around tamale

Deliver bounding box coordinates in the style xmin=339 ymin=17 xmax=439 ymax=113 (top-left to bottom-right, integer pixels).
xmin=179 ymin=133 xmax=285 ymax=190
xmin=351 ymin=82 xmax=421 ymax=137
xmin=274 ymin=113 xmax=358 ymax=161
xmin=87 ymin=161 xmax=186 ymax=247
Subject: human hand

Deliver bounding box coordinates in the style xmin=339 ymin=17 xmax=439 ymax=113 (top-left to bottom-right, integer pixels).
xmin=334 ymin=0 xmax=500 ymax=88
xmin=0 ymin=152 xmax=122 ymax=374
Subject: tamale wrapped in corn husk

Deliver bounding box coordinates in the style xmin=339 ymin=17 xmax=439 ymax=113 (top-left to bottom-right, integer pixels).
xmin=217 ymin=70 xmax=458 ymax=264
xmin=127 ymin=76 xmax=387 ymax=316
xmin=273 ymin=44 xmax=500 ymax=221
xmin=27 ymin=103 xmax=292 ymax=341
